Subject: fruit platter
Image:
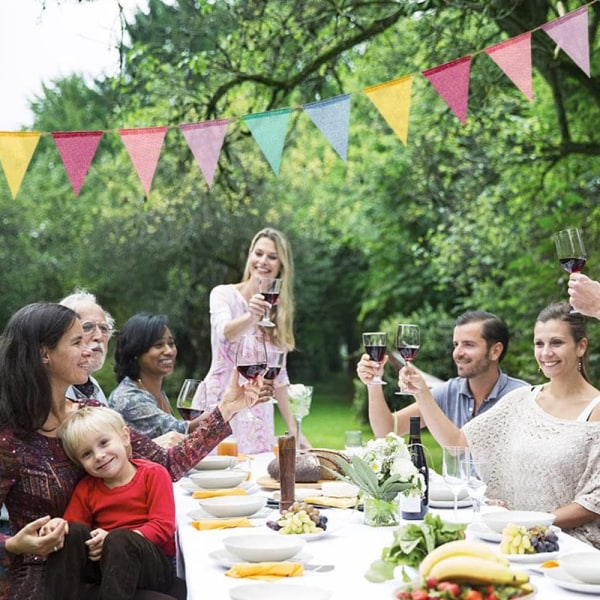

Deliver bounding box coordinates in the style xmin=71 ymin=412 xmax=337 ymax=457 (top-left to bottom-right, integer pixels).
xmin=266 ymin=501 xmax=329 ymax=539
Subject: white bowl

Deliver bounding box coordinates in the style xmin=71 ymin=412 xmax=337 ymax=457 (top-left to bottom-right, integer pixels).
xmin=199 ymin=495 xmax=267 ymax=518
xmin=559 ymin=552 xmax=600 ymax=584
xmin=194 ymin=455 xmax=237 ymax=471
xmin=189 ymin=470 xmax=247 ymax=489
xmin=482 ymin=510 xmax=556 ymax=534
xmin=428 ymin=480 xmax=469 ymax=502
xmin=223 ymin=534 xmax=306 ymax=562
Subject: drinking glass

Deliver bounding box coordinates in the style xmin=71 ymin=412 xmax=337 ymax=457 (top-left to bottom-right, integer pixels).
xmin=288 ymin=384 xmax=313 ymax=451
xmin=265 ymin=349 xmax=285 ymax=404
xmin=258 ymin=277 xmax=283 ymax=327
xmin=235 ymin=334 xmax=267 ymax=422
xmin=395 ymin=323 xmax=420 ymax=395
xmin=362 ymin=331 xmax=387 ymax=385
xmin=554 ymin=227 xmax=587 ymax=275
xmin=176 ymin=378 xmax=205 ymax=421
xmin=462 ymin=457 xmax=487 ymax=524
xmin=442 ymin=445 xmax=469 ymax=521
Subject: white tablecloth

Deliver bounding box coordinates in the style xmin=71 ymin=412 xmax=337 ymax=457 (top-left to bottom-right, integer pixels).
xmin=175 ymin=452 xmax=598 ymax=600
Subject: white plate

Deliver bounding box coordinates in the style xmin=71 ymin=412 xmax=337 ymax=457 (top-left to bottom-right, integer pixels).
xmin=544 ymin=566 xmax=600 ymax=594
xmin=180 ymin=478 xmax=256 ymax=494
xmin=277 ymin=529 xmax=328 ymax=541
xmin=503 ymin=550 xmax=559 ymax=563
xmin=429 ymin=498 xmax=473 ymax=509
xmin=468 ymin=521 xmax=561 ymax=544
xmin=230 ymin=582 xmax=331 ymax=600
xmin=193 ymin=455 xmax=237 ymax=470
xmin=208 ymin=548 xmax=313 ymax=569
xmin=187 ymin=506 xmax=273 ymax=522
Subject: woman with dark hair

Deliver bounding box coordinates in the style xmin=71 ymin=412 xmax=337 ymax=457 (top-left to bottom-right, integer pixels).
xmin=0 ymin=302 xmax=265 ymax=600
xmin=108 ymin=313 xmax=203 ymax=440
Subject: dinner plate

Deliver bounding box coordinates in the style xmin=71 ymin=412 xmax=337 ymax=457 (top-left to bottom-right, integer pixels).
xmin=502 ymin=550 xmax=559 ymax=563
xmin=179 ymin=479 xmax=256 ymax=494
xmin=208 ymin=548 xmax=313 ymax=568
xmin=468 ymin=521 xmax=561 ymax=545
xmin=276 ymin=528 xmax=328 ymax=541
xmin=230 ymin=582 xmax=331 ymax=600
xmin=544 ymin=566 xmax=600 ymax=594
xmin=429 ymin=498 xmax=473 ymax=509
xmin=187 ymin=506 xmax=273 ymax=521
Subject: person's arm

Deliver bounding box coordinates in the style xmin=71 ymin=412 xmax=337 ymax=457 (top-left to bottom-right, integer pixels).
xmin=568 ymin=274 xmax=600 ymax=319
xmin=552 ymin=503 xmax=599 ymax=530
xmin=357 ymin=353 xmax=394 ymax=436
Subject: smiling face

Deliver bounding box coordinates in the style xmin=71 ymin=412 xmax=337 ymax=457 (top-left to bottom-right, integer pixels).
xmin=247 ymin=236 xmax=282 ymax=282
xmin=75 ymin=300 xmax=112 ymax=373
xmin=534 ymin=318 xmax=587 ymax=379
xmin=452 ymin=321 xmax=501 ymax=379
xmin=137 ymin=327 xmax=177 ymax=380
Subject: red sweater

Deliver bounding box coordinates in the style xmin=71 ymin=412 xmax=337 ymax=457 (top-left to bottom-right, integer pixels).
xmin=63 ymin=458 xmax=176 ymax=557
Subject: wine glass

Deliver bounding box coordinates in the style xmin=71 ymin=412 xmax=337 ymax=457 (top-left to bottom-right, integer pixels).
xmin=554 ymin=227 xmax=587 ymax=275
xmin=176 ymin=378 xmax=205 ymax=421
xmin=442 ymin=445 xmax=469 ymax=521
xmin=395 ymin=323 xmax=420 ymax=395
xmin=257 ymin=277 xmax=283 ymax=327
xmin=362 ymin=331 xmax=387 ymax=385
xmin=288 ymin=384 xmax=313 ymax=451
xmin=235 ymin=334 xmax=267 ymax=422
xmin=264 ymin=349 xmax=285 ymax=403
xmin=462 ymin=457 xmax=487 ymax=525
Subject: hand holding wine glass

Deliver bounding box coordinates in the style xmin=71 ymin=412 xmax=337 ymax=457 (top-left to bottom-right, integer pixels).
xmin=264 ymin=349 xmax=285 ymax=403
xmin=258 ymin=277 xmax=283 ymax=327
xmin=176 ymin=379 xmax=206 ymax=421
xmin=362 ymin=332 xmax=387 ymax=385
xmin=442 ymin=445 xmax=469 ymax=521
xmin=395 ymin=323 xmax=420 ymax=395
xmin=235 ymin=334 xmax=267 ymax=422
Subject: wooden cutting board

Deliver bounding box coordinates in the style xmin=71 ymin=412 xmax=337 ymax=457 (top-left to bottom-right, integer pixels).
xmin=256 ymin=475 xmax=327 ymax=489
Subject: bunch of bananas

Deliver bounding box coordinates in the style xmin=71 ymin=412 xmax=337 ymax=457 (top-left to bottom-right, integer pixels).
xmin=418 ymin=540 xmax=530 ymax=586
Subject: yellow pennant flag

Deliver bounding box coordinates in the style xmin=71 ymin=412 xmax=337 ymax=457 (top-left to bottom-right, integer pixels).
xmin=0 ymin=132 xmax=42 ymax=198
xmin=364 ymin=75 xmax=413 ymax=146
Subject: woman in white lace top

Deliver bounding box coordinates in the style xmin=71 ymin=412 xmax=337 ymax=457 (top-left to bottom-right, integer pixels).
xmin=399 ymin=302 xmax=600 ymax=548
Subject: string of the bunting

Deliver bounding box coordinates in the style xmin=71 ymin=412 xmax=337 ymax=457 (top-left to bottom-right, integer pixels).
xmin=0 ymin=1 xmax=595 ymax=199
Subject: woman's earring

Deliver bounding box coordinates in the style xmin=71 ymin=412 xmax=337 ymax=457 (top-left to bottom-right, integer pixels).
xmin=578 ymin=359 xmax=583 ymax=372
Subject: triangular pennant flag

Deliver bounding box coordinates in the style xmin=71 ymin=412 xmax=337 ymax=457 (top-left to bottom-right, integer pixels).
xmin=51 ymin=131 xmax=103 ymax=196
xmin=364 ymin=75 xmax=413 ymax=146
xmin=302 ymin=95 xmax=351 ymax=161
xmin=542 ymin=6 xmax=590 ymax=77
xmin=242 ymin=108 xmax=291 ymax=175
xmin=179 ymin=119 xmax=229 ymax=188
xmin=485 ymin=32 xmax=533 ymax=101
xmin=118 ymin=126 xmax=168 ymax=196
xmin=0 ymin=132 xmax=42 ymax=199
xmin=422 ymin=56 xmax=472 ymax=124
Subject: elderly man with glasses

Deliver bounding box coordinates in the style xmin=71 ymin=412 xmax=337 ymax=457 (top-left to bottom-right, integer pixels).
xmin=59 ymin=289 xmax=115 ymax=405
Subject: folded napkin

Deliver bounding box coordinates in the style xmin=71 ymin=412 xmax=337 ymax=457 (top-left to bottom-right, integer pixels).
xmin=303 ymin=495 xmax=357 ymax=509
xmin=191 ymin=517 xmax=252 ymax=530
xmin=192 ymin=488 xmax=248 ymax=499
xmin=225 ymin=561 xmax=304 ymax=580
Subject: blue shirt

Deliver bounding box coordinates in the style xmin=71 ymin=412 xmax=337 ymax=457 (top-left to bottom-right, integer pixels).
xmin=432 ymin=370 xmax=528 ymax=428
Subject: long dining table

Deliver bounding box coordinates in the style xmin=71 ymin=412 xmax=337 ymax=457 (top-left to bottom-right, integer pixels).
xmin=174 ymin=452 xmax=599 ymax=600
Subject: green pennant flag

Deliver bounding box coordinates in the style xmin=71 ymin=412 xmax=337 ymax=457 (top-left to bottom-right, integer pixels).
xmin=242 ymin=108 xmax=291 ymax=175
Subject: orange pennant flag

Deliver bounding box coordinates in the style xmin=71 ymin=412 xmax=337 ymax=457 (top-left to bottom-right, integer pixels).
xmin=485 ymin=33 xmax=533 ymax=102
xmin=0 ymin=132 xmax=41 ymax=198
xmin=118 ymin=126 xmax=168 ymax=196
xmin=364 ymin=76 xmax=413 ymax=146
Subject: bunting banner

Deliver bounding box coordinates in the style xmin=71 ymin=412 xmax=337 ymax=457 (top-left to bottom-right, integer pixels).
xmin=0 ymin=2 xmax=594 ymax=197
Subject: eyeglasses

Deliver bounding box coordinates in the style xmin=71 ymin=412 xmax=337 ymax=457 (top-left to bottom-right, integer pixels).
xmin=81 ymin=321 xmax=113 ymax=336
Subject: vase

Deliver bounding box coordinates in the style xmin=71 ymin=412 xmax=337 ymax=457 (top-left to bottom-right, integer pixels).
xmin=363 ymin=494 xmax=400 ymax=527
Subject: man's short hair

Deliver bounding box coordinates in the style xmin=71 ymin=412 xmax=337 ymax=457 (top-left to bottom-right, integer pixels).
xmin=455 ymin=311 xmax=509 ymax=362
xmin=59 ymin=288 xmax=115 ymax=331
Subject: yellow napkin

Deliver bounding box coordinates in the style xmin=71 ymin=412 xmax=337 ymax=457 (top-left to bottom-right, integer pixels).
xmin=225 ymin=562 xmax=304 ymax=580
xmin=303 ymin=495 xmax=357 ymax=509
xmin=191 ymin=517 xmax=252 ymax=530
xmin=192 ymin=488 xmax=248 ymax=499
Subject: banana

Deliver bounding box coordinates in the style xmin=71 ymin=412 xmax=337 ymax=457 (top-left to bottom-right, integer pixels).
xmin=428 ymin=555 xmax=530 ymax=586
xmin=418 ymin=539 xmax=509 ymax=577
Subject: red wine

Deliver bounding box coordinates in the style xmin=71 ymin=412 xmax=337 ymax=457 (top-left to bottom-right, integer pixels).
xmin=401 ymin=416 xmax=429 ymax=520
xmin=397 ymin=345 xmax=419 ymax=362
xmin=263 ymin=292 xmax=280 ymax=306
xmin=237 ymin=363 xmax=267 ymax=380
xmin=264 ymin=366 xmax=281 ymax=380
xmin=178 ymin=408 xmax=204 ymax=420
xmin=559 ymin=257 xmax=586 ymax=274
xmin=365 ymin=344 xmax=386 ymax=362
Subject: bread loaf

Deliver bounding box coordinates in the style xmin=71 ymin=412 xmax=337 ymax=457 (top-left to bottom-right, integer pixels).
xmin=266 ymin=453 xmax=322 ymax=483
xmin=306 ymin=448 xmax=350 ymax=480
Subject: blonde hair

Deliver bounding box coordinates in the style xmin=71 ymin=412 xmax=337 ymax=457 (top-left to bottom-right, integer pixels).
xmin=243 ymin=228 xmax=295 ymax=350
xmin=58 ymin=406 xmax=130 ymax=465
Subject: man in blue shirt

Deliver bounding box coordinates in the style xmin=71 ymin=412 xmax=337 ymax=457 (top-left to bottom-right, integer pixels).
xmin=358 ymin=311 xmax=528 ymax=437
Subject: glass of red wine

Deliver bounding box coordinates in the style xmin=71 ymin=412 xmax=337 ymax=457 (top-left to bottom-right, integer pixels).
xmin=176 ymin=379 xmax=205 ymax=421
xmin=265 ymin=349 xmax=285 ymax=403
xmin=258 ymin=277 xmax=283 ymax=327
xmin=235 ymin=333 xmax=267 ymax=421
xmin=362 ymin=331 xmax=387 ymax=385
xmin=395 ymin=323 xmax=420 ymax=395
xmin=555 ymin=227 xmax=586 ymax=274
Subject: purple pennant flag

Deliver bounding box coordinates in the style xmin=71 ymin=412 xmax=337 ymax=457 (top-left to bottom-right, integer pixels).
xmin=302 ymin=94 xmax=351 ymax=161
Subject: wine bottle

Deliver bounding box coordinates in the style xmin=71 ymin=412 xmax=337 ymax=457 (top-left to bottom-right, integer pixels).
xmin=401 ymin=416 xmax=429 ymax=520
xmin=278 ymin=431 xmax=296 ymax=512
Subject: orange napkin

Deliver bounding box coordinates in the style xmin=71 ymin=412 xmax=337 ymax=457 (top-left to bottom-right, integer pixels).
xmin=191 ymin=517 xmax=252 ymax=530
xmin=192 ymin=488 xmax=248 ymax=499
xmin=224 ymin=561 xmax=304 ymax=580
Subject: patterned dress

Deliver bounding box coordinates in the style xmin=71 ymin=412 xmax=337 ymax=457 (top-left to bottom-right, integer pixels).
xmin=201 ymin=284 xmax=289 ymax=454
xmin=0 ymin=400 xmax=230 ymax=600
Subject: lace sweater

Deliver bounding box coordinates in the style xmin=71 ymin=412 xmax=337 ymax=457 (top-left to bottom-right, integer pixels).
xmin=463 ymin=385 xmax=600 ymax=548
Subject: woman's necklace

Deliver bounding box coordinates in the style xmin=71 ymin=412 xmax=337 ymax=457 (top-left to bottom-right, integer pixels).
xmin=137 ymin=378 xmax=171 ymax=414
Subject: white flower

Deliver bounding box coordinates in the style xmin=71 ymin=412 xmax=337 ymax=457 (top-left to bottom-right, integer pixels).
xmin=390 ymin=457 xmax=418 ymax=480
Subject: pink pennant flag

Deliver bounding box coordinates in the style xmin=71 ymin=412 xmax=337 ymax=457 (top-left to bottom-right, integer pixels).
xmin=485 ymin=33 xmax=533 ymax=101
xmin=179 ymin=119 xmax=229 ymax=188
xmin=542 ymin=6 xmax=590 ymax=77
xmin=422 ymin=56 xmax=472 ymax=124
xmin=51 ymin=131 xmax=103 ymax=196
xmin=118 ymin=126 xmax=168 ymax=196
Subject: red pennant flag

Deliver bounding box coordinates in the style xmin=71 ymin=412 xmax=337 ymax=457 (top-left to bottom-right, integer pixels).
xmin=118 ymin=126 xmax=168 ymax=196
xmin=542 ymin=6 xmax=590 ymax=77
xmin=51 ymin=131 xmax=103 ymax=196
xmin=422 ymin=56 xmax=472 ymax=124
xmin=485 ymin=33 xmax=533 ymax=101
xmin=179 ymin=120 xmax=229 ymax=188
